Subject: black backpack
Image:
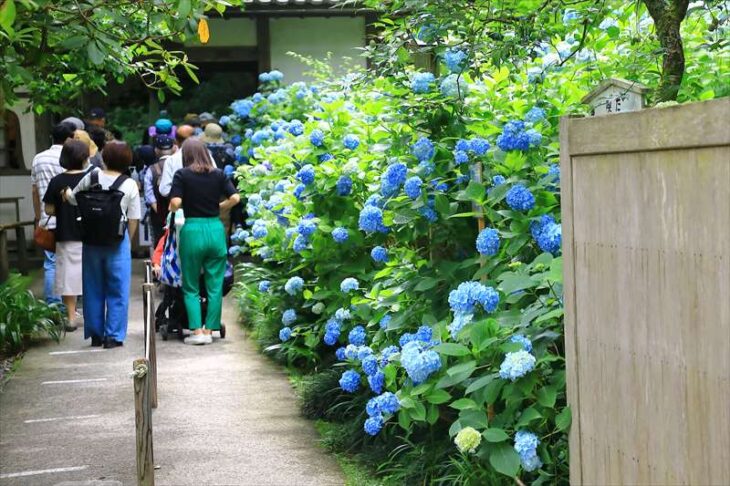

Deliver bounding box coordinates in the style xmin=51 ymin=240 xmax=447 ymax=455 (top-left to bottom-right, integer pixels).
xmin=75 ymin=171 xmax=129 ymax=246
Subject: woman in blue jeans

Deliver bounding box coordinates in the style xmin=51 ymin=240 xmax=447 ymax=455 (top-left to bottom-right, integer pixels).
xmin=65 ymin=142 xmax=141 ymax=348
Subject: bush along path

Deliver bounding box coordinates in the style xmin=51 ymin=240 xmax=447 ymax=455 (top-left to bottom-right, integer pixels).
xmin=0 ymin=264 xmax=343 ymax=485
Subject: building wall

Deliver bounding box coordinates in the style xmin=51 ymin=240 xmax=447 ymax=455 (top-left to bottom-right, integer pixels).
xmin=185 ymin=17 xmax=257 ymax=47
xmin=270 ymin=17 xmax=366 ymax=82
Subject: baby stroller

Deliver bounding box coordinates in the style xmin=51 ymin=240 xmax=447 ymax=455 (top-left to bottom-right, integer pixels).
xmin=154 ymin=212 xmax=234 ymax=341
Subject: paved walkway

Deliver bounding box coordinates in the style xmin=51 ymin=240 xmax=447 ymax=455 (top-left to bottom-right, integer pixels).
xmin=0 ymin=261 xmax=343 ymax=485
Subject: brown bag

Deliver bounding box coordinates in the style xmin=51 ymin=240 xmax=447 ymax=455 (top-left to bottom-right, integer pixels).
xmin=34 ymin=216 xmax=56 ymax=252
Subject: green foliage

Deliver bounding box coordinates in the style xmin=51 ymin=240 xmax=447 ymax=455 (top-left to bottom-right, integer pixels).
xmin=0 ymin=273 xmax=64 ymax=355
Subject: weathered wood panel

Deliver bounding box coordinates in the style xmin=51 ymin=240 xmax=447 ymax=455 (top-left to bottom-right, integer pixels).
xmin=561 ymin=98 xmax=730 ymax=485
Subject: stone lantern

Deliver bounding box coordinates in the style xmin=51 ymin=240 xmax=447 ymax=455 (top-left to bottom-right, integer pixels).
xmin=582 ymin=78 xmax=649 ymax=116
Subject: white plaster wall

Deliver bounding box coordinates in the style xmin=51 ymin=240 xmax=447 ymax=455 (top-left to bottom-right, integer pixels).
xmin=270 ymin=17 xmax=366 ymax=83
xmin=185 ymin=18 xmax=257 ymax=47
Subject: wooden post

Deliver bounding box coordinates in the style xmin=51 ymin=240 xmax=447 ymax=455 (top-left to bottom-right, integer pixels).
xmin=142 ymin=283 xmax=158 ymax=409
xmin=144 ymin=260 xmax=152 ymax=285
xmin=0 ymin=229 xmax=9 ymax=283
xmin=256 ymin=16 xmax=271 ymax=72
xmin=14 ymin=225 xmax=28 ymax=275
xmin=133 ymin=358 xmax=154 ymax=486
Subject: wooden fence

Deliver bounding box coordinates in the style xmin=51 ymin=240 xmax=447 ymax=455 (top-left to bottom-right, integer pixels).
xmin=560 ymin=98 xmax=730 ymax=485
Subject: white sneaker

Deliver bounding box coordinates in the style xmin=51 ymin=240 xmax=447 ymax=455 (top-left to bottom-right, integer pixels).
xmin=184 ymin=333 xmax=209 ymax=345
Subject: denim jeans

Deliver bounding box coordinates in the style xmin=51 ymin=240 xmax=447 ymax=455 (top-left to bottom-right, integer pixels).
xmin=43 ymin=250 xmax=61 ymax=304
xmin=82 ymin=234 xmax=131 ymax=342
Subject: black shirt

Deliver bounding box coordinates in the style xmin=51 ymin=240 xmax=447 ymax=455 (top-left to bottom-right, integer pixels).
xmin=43 ymin=171 xmax=86 ymax=242
xmin=169 ymin=168 xmax=236 ymax=218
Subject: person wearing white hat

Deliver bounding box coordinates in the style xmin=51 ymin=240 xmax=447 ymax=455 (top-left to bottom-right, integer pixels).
xmin=61 ymin=117 xmax=85 ymax=131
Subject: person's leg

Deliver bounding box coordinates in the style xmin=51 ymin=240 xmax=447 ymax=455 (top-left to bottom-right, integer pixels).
xmin=202 ymin=220 xmax=227 ymax=331
xmin=82 ymin=245 xmax=105 ymax=342
xmin=179 ymin=221 xmax=204 ymax=332
xmin=62 ymin=295 xmax=77 ymax=324
xmin=44 ymin=250 xmax=61 ymax=304
xmin=103 ymin=233 xmax=131 ymax=344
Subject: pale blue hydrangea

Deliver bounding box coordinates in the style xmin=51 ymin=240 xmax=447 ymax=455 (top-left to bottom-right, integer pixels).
xmin=357 ymin=346 xmax=373 ymax=361
xmin=371 ymin=246 xmax=388 ymax=263
xmin=297 ymin=164 xmax=315 ymax=186
xmin=454 ymin=150 xmax=469 ymax=165
xmin=379 ymin=314 xmax=392 ymax=330
xmin=228 ymin=245 xmax=241 ymax=257
xmin=279 ymin=327 xmax=292 ymax=342
xmin=514 ymin=430 xmax=542 ymax=472
xmin=420 ymin=205 xmax=438 ymax=223
xmin=404 ymin=176 xmax=423 ymax=199
xmin=282 ymin=309 xmax=297 ymax=326
xmin=361 ymin=355 xmax=379 ymax=376
xmin=344 ymin=344 xmax=359 ymax=360
xmin=288 ymin=119 xmax=304 ymax=136
xmin=411 ymin=72 xmax=435 ymax=93
xmin=448 ymin=281 xmax=500 ymax=314
xmin=400 ymin=340 xmax=442 ymax=384
xmin=443 ymin=47 xmax=468 ymax=73
xmin=525 ymin=129 xmax=542 ymax=146
xmin=469 ymin=138 xmax=490 ymax=155
xmin=339 ymin=369 xmax=361 ymax=393
xmin=231 ymin=99 xmax=254 ymax=118
xmin=506 ymin=184 xmax=535 ymax=212
xmin=368 ymin=370 xmax=385 ymax=393
xmin=492 ymin=175 xmax=506 ymax=186
xmin=258 ymin=280 xmax=270 ymax=292
xmin=340 ymin=278 xmax=359 ymax=293
xmin=476 ymin=228 xmax=500 ymax=256
xmin=448 ymin=312 xmax=474 ymax=339
xmin=418 ymin=161 xmax=435 ymax=175
xmin=335 ymin=308 xmax=351 ymax=321
xmin=499 ymin=350 xmax=536 ymax=381
xmin=380 ymin=345 xmax=399 ymax=366
xmin=411 ymin=137 xmax=435 ymax=162
xmin=343 ymin=134 xmax=360 ymax=150
xmin=364 ymin=415 xmax=383 ymax=435
xmin=358 ymin=205 xmax=384 ymax=233
xmin=332 ymin=227 xmax=349 ymax=243
xmin=525 ymin=107 xmax=546 ymax=123
xmin=219 ymin=115 xmax=230 ymax=127
xmin=599 ymin=17 xmax=618 ymax=30
xmin=309 ymin=129 xmax=325 ymax=147
xmin=284 ymin=276 xmax=304 ymax=296
xmin=440 ymin=74 xmax=468 ymax=97
xmin=336 ymin=176 xmax=352 ymax=196
xmin=252 ymin=220 xmax=268 ymax=239
xmin=510 ymin=334 xmax=533 ymax=352
xmin=380 ymin=162 xmax=408 ymax=197
xmin=293 ymin=235 xmax=308 ymax=253
xmin=548 ymin=163 xmax=560 ymax=184
xmin=365 ymin=194 xmax=384 ymax=207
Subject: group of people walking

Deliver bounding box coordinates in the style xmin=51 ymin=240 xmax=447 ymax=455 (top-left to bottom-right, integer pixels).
xmin=31 ymin=109 xmax=239 ymax=348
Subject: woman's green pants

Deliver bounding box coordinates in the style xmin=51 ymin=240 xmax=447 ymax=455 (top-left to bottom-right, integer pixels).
xmin=179 ymin=217 xmax=227 ymax=330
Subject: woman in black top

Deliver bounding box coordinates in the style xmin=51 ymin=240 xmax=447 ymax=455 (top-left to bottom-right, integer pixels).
xmin=169 ymin=138 xmax=240 ymax=345
xmin=43 ymin=140 xmax=90 ymax=330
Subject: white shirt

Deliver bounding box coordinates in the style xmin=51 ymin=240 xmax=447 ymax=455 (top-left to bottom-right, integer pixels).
xmin=31 ymin=145 xmax=64 ymax=229
xmin=158 ymin=147 xmax=216 ymax=197
xmin=67 ymin=169 xmax=142 ymax=220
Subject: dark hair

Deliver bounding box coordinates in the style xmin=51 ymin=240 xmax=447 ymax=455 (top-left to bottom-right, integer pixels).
xmin=111 ymin=127 xmax=123 ymax=141
xmin=102 ymin=141 xmax=133 ymax=172
xmin=52 ymin=122 xmax=75 ymax=145
xmin=87 ymin=125 xmax=106 ymax=151
xmin=59 ymin=140 xmax=89 ymax=170
xmin=182 ymin=138 xmax=214 ymax=173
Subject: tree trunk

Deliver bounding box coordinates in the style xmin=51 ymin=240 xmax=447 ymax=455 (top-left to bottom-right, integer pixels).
xmin=642 ymin=0 xmax=690 ymax=102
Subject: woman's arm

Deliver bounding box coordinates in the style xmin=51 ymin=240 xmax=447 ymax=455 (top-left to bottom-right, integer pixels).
xmin=44 ymin=203 xmax=55 ymax=216
xmin=169 ymin=197 xmax=182 ymax=212
xmin=64 ymin=171 xmax=93 ymax=206
xmin=128 ymin=219 xmax=139 ymax=240
xmin=219 ymin=193 xmax=240 ymax=211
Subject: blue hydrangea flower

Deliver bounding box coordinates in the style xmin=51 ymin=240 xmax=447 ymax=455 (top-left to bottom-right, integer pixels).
xmin=377 ymin=392 xmax=400 ymax=414
xmin=492 ymin=175 xmax=506 ymax=186
xmin=293 ymin=183 xmax=306 ymax=200
xmin=358 ymin=206 xmax=383 ymax=233
xmin=443 ymin=47 xmax=468 ymax=73
xmin=364 ymin=415 xmax=383 ymax=435
xmin=288 ymin=119 xmax=304 ymax=136
xmin=335 ymin=308 xmax=351 ymax=321
xmin=365 ymin=194 xmax=384 ymax=207
xmin=448 ymin=281 xmax=500 ymax=314
xmin=357 ymin=346 xmax=373 ymax=361
xmin=530 ymin=215 xmax=562 ymax=254
xmin=343 ymin=134 xmax=360 ymax=150
xmin=510 ymin=334 xmax=533 ymax=352
xmin=231 ymin=99 xmax=254 ymax=118
xmin=368 ymin=370 xmax=385 ymax=393
xmin=269 ymin=70 xmax=284 ymax=81
xmin=228 ymin=245 xmax=241 ymax=257
xmin=415 ymin=325 xmax=433 ymax=342
xmin=252 ymin=220 xmax=268 ymax=239
xmin=404 ymin=176 xmax=423 ymax=199
xmin=293 ymin=235 xmax=308 ymax=253
xmin=506 ymin=184 xmax=535 ymax=212
xmin=469 ymin=138 xmax=490 ymax=155
xmin=324 ymin=318 xmax=341 ymax=346
xmin=348 ymin=325 xmax=366 ymax=346
xmin=411 ymin=137 xmax=435 ymax=162
xmin=448 ymin=312 xmax=474 ymax=339
xmin=371 ymin=246 xmax=388 ymax=263
xmin=548 ymin=164 xmax=560 ymax=184
xmin=456 ymin=139 xmax=470 ymax=152
xmin=499 ymin=350 xmax=536 ymax=381
xmin=431 ymin=179 xmax=448 ymax=192
xmin=319 ymin=153 xmax=334 ymax=162
xmin=309 ymin=129 xmax=325 ymax=147
xmin=361 ymin=355 xmax=379 ymax=376
xmin=284 ymin=276 xmax=304 ymax=296
xmin=525 ymin=129 xmax=542 ymax=147
xmin=514 ymin=430 xmax=542 ymax=472
xmin=297 ymin=164 xmax=315 ymax=186
xmin=279 ymin=327 xmax=292 ymax=342
xmin=379 ymin=314 xmax=392 ymax=330
xmin=420 ymin=206 xmax=438 ymax=223
xmin=340 ymin=278 xmax=359 ymax=293
xmin=411 ymin=72 xmax=435 ymax=93
xmin=339 ymin=369 xmax=361 ymax=393
xmin=496 ymin=120 xmax=530 ymax=151
xmin=418 ymin=161 xmax=435 ymax=176
xmin=380 ymin=162 xmax=408 ymax=197
xmin=297 ymin=219 xmax=317 ymax=237
xmin=335 ymin=347 xmax=346 ymax=360
xmin=366 ymin=397 xmax=380 ymax=417
xmin=454 ymin=150 xmax=469 ymax=165
xmin=258 ymin=280 xmax=270 ymax=292
xmin=336 ymin=176 xmax=352 ymax=196
xmin=525 ymin=107 xmax=546 ymax=123
xmin=476 ymin=228 xmax=500 ymax=256
xmin=332 ymin=227 xmax=349 ymax=243
xmin=344 ymin=344 xmax=359 ymax=360
xmin=282 ymin=309 xmax=297 ymax=326
xmin=440 ymin=74 xmax=467 ymax=97
xmin=381 ymin=345 xmax=399 ymax=366
xmin=401 ymin=340 xmax=441 ymax=384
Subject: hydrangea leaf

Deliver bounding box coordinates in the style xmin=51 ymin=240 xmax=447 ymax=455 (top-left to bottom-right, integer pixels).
xmin=464 ymin=372 xmax=499 ymax=395
xmin=425 ymin=389 xmax=451 ymax=405
xmin=449 ymin=398 xmax=479 ymax=410
xmin=447 ymin=360 xmax=477 ymax=377
xmin=488 ymin=442 xmax=521 ymax=477
xmin=536 ymin=385 xmax=557 ymax=408
xmin=516 ymin=406 xmax=542 ymax=427
xmin=556 ymin=406 xmax=572 ymax=432
xmin=433 ymin=342 xmax=471 ymax=357
xmin=483 ymin=428 xmax=509 ymax=443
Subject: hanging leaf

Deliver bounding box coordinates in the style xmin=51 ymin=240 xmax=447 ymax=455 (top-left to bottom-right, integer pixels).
xmin=197 ymin=18 xmax=210 ymax=44
xmin=488 ymin=442 xmax=521 ymax=477
xmin=0 ymin=0 xmax=16 ymax=34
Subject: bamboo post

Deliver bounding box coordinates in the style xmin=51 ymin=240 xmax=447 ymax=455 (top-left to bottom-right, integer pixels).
xmin=142 ymin=283 xmax=158 ymax=409
xmin=132 ymin=358 xmax=154 ymax=486
xmin=144 ymin=259 xmax=152 ymax=284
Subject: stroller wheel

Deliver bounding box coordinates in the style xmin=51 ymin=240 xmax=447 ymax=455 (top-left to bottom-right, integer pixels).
xmin=160 ymin=325 xmax=168 ymax=341
xmin=220 ymin=324 xmax=226 ymax=339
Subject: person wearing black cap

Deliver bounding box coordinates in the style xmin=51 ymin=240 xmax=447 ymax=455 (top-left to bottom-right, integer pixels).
xmin=144 ymin=135 xmax=175 ymax=248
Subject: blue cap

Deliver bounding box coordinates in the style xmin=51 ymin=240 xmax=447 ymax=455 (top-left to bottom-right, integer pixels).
xmin=155 ymin=118 xmax=173 ymax=134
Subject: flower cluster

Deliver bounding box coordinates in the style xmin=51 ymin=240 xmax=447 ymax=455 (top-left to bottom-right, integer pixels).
xmin=499 ymin=350 xmax=536 ymax=381
xmin=336 ymin=176 xmax=352 ymax=196
xmin=476 ymin=228 xmax=500 ymax=256
xmin=284 ymin=276 xmax=304 ymax=296
xmin=411 ymin=137 xmax=435 ymax=162
xmin=530 ymin=215 xmax=562 ymax=254
xmin=339 ymin=369 xmax=361 ymax=393
xmin=258 ymin=280 xmax=270 ymax=292
xmin=506 ymin=184 xmax=535 ymax=212
xmin=514 ymin=430 xmax=542 ymax=472
xmin=297 ymin=164 xmax=315 ymax=185
xmin=404 ymin=176 xmax=423 ymax=199
xmin=496 ymin=120 xmax=542 ymax=151
xmin=310 ymin=129 xmax=325 ymax=147
xmin=448 ymin=282 xmax=500 ymax=314
xmin=332 ymin=227 xmax=349 ymax=243
xmin=380 ymin=162 xmax=408 ymax=197
xmin=279 ymin=327 xmax=292 ymax=342
xmin=411 ymin=72 xmax=435 ymax=93
xmin=282 ymin=308 xmax=297 ymax=326
xmin=259 ymin=70 xmax=284 ymax=83
xmin=343 ymin=134 xmax=360 ymax=150
xmin=371 ymin=246 xmax=388 ymax=263
xmin=358 ymin=205 xmax=386 ymax=233
xmin=454 ymin=427 xmax=482 ymax=454
xmin=443 ymin=48 xmax=468 ymax=73
xmin=401 ymin=340 xmax=441 ymax=384
xmin=510 ymin=334 xmax=533 ymax=352
xmin=364 ymin=391 xmax=401 ymax=435
xmin=340 ymin=277 xmax=359 ymax=293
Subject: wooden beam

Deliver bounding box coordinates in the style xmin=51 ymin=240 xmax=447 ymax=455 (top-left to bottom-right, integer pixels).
xmin=183 ymin=46 xmax=258 ymax=64
xmin=257 ymin=17 xmax=271 ymax=72
xmin=133 ymin=358 xmax=154 ymax=486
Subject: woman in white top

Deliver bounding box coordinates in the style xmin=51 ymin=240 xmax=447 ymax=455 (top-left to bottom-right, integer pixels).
xmin=65 ymin=141 xmax=141 ymax=348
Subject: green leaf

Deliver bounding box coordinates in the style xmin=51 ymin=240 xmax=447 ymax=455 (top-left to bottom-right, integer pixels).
xmin=488 ymin=443 xmax=521 ymax=477
xmin=434 ymin=194 xmax=451 ymax=215
xmin=465 ymin=373 xmax=498 ymax=394
xmin=458 ymin=181 xmax=486 ymax=203
xmin=425 ymin=388 xmax=451 ymax=404
xmin=449 ymin=398 xmax=478 ymax=410
xmin=426 ymin=403 xmax=440 ymax=424
xmin=483 ymin=428 xmax=509 ymax=443
xmin=398 ymin=409 xmax=411 ymax=430
xmin=556 ymin=406 xmax=572 ymax=432
xmin=536 ymin=386 xmax=557 ymax=407
xmin=178 ymin=0 xmax=192 ymax=18
xmin=414 ymin=277 xmax=439 ymax=291
xmin=302 ymin=289 xmax=313 ymax=299
xmin=411 ymin=400 xmax=427 ymax=421
xmin=0 ymin=0 xmax=16 ymax=33
xmin=498 ymin=273 xmax=538 ymax=294
xmin=433 ymin=342 xmax=471 ymax=356
xmin=87 ymin=41 xmax=105 ymax=65
xmin=447 ymin=360 xmax=477 ymax=376
xmin=516 ymin=406 xmax=542 ymax=427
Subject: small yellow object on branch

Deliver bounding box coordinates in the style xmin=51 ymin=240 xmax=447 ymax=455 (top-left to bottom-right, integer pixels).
xmin=198 ymin=18 xmax=210 ymax=44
